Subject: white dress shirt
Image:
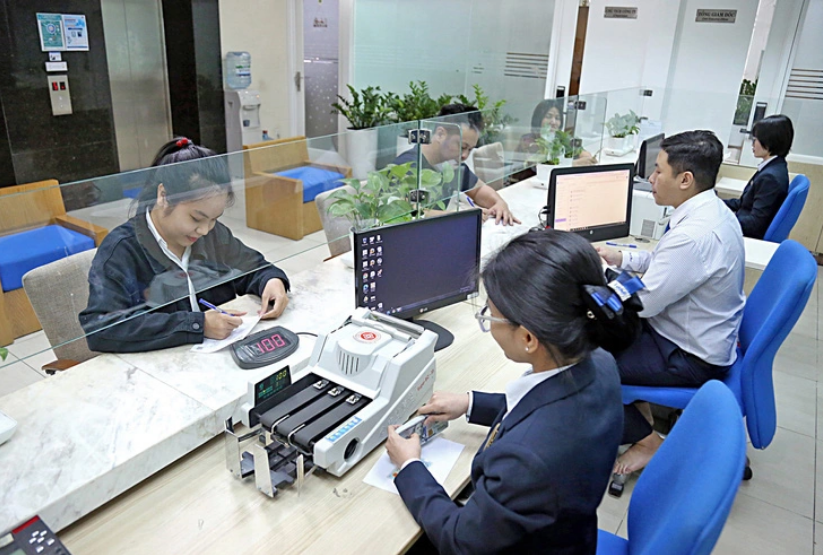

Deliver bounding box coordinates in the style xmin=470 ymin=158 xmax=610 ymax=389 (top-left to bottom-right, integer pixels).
xmin=757 ymin=155 xmax=777 ymax=171
xmin=503 ymin=364 xmax=574 ymax=418
xmin=620 ymin=190 xmax=745 ymax=366
xmin=146 ymin=209 xmax=199 ymax=312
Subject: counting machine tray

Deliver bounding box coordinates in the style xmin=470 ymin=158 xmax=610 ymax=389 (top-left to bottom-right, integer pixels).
xmin=256 ymin=374 xmax=371 ymax=452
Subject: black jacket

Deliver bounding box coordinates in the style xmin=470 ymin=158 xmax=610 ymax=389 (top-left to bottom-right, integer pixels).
xmin=395 ymin=349 xmax=623 ymax=554
xmin=79 ymin=215 xmax=289 ymax=353
xmin=724 ymin=157 xmax=789 ymax=239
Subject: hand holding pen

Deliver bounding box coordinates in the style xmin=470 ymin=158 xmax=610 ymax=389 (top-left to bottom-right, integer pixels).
xmin=199 ymin=299 xmax=246 ymax=340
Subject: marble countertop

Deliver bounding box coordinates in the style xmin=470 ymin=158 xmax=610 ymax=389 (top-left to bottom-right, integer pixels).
xmin=0 ymin=258 xmax=355 ymax=533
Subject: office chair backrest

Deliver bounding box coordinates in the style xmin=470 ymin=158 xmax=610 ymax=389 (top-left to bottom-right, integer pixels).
xmin=737 ymin=239 xmax=816 ymax=448
xmin=763 ymin=174 xmax=810 ymax=243
xmin=314 ymin=186 xmax=355 ymax=258
xmin=22 ymin=249 xmax=98 ymax=364
xmin=627 ymin=381 xmax=746 ymax=555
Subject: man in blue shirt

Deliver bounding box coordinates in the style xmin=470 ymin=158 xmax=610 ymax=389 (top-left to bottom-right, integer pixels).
xmin=393 ymin=104 xmax=520 ymax=225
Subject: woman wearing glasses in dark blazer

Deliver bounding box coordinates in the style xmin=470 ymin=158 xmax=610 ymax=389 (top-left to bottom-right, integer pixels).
xmin=385 ymin=230 xmax=643 ymax=555
xmin=725 ymin=115 xmax=794 ymax=239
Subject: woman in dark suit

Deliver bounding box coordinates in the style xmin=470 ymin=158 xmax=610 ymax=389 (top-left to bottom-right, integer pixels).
xmin=385 ymin=230 xmax=643 ymax=554
xmin=725 ymin=114 xmax=794 ymax=239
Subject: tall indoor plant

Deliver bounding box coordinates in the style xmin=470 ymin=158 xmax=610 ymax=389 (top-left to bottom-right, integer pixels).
xmin=387 ymin=81 xmax=453 ymax=155
xmin=332 ymin=85 xmax=392 ymax=179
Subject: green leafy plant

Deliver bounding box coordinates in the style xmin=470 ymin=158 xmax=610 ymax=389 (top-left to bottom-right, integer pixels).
xmin=528 ymin=135 xmax=566 ymax=166
xmin=0 ymin=347 xmax=7 ymax=361
xmin=455 ymin=84 xmax=516 ymax=144
xmin=605 ymin=110 xmax=641 ymax=138
xmin=327 ymin=162 xmax=454 ymax=229
xmin=387 ymin=81 xmax=452 ymax=123
xmin=331 ymin=85 xmax=392 ymax=129
xmin=734 ymin=78 xmax=758 ymax=126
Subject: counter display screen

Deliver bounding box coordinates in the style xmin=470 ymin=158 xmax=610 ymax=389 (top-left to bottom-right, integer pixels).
xmin=231 ymin=326 xmax=300 ymax=370
xmin=248 ymin=333 xmax=291 ymax=356
xmin=254 ymin=367 xmax=292 ymax=405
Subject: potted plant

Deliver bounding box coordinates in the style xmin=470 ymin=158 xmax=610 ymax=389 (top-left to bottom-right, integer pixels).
xmin=326 ymin=161 xmax=454 ymax=266
xmin=387 ymin=81 xmax=453 ymax=155
xmin=455 ymin=84 xmax=515 ymax=145
xmin=332 ymin=85 xmax=392 ymax=179
xmin=527 ymin=133 xmax=568 ymax=185
xmin=605 ymin=110 xmax=641 ymax=152
xmin=327 ymin=162 xmax=454 ymax=231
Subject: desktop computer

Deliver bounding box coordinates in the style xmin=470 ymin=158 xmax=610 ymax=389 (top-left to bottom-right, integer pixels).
xmin=353 ymin=209 xmax=482 ymax=351
xmin=630 ymin=190 xmax=672 ymax=240
xmin=546 ymin=164 xmax=635 ymax=242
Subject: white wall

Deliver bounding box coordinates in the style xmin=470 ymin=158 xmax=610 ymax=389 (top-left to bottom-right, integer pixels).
xmin=662 ymin=0 xmax=758 ymax=140
xmin=578 ymin=0 xmax=659 ymax=95
xmin=781 ymin=0 xmax=823 ymax=160
xmin=219 ymin=0 xmax=292 ymax=140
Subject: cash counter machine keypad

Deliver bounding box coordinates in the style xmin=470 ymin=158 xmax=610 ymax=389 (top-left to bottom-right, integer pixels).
xmin=0 ymin=515 xmax=71 ymax=555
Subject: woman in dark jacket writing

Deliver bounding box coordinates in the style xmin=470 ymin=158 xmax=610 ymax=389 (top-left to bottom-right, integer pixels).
xmin=79 ymin=138 xmax=289 ymax=353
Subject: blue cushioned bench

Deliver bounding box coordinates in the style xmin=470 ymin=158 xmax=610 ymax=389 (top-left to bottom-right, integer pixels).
xmin=273 ymin=167 xmax=345 ymax=203
xmin=0 ymin=225 xmax=95 ymax=292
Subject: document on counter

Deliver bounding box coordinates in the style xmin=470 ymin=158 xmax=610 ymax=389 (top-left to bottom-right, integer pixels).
xmin=190 ymin=315 xmax=261 ymax=353
xmin=364 ymin=437 xmax=464 ymax=495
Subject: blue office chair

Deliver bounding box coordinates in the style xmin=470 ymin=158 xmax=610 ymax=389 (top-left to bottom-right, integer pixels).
xmin=597 ymin=381 xmax=747 ymax=555
xmin=620 ymin=240 xmax=816 ymax=478
xmin=763 ymin=174 xmax=810 ymax=243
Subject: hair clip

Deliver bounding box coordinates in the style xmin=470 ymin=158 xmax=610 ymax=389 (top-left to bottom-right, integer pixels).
xmin=176 ymin=138 xmax=190 ymax=148
xmin=581 ymin=271 xmax=645 ymax=322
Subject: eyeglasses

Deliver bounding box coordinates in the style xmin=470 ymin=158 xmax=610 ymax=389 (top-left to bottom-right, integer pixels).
xmin=474 ymin=305 xmax=510 ymax=333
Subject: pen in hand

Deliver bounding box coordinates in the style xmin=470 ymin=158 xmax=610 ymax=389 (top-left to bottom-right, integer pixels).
xmin=198 ymin=298 xmax=232 ymax=316
xmin=606 ymin=242 xmax=638 ymax=249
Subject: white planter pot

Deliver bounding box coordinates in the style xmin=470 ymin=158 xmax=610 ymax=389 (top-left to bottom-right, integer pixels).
xmin=606 ymin=135 xmax=635 ymax=152
xmin=397 ymin=134 xmax=410 ymax=156
xmin=536 ymin=163 xmax=558 ymax=186
xmin=346 ymin=128 xmax=378 ymax=180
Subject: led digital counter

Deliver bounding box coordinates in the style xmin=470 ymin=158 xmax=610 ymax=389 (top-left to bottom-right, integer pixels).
xmin=231 ymin=326 xmax=299 ymax=369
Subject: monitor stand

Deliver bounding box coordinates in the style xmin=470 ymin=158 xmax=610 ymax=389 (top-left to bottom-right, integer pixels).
xmin=408 ymin=318 xmax=454 ymax=352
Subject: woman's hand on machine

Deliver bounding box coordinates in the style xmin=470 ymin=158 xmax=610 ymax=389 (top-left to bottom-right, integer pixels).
xmin=386 ymin=425 xmax=421 ymax=468
xmin=418 ymin=391 xmax=470 ymax=427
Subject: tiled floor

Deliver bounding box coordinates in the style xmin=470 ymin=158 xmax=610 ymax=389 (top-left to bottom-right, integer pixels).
xmin=1 ymin=219 xmax=822 ymax=553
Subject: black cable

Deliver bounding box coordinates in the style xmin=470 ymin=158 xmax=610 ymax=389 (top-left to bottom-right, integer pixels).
xmin=296 ymin=332 xmax=318 ymax=338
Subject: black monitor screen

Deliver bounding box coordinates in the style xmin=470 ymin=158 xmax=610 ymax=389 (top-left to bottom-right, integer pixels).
xmin=636 ymin=133 xmax=664 ymax=179
xmin=353 ymin=210 xmax=481 ymax=320
xmin=547 ymin=163 xmax=634 ymax=242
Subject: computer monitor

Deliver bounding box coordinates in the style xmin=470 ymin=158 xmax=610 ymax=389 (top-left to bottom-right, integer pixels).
xmin=353 ymin=209 xmax=482 ymax=351
xmin=546 ymin=163 xmax=634 ymax=242
xmin=635 ymin=133 xmax=665 ymax=181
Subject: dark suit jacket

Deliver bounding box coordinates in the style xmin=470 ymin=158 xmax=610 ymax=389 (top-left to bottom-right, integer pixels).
xmin=394 ymin=349 xmax=623 ymax=555
xmin=724 ymin=156 xmax=789 ymax=239
xmin=79 ymin=215 xmax=289 ymax=353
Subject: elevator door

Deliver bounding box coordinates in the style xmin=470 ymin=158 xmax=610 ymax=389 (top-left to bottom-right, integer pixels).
xmin=101 ymin=0 xmax=172 ymax=171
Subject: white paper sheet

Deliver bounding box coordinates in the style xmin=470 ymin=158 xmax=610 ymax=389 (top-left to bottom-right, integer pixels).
xmin=363 ymin=437 xmax=464 ymax=495
xmin=190 ymin=315 xmax=261 ymax=353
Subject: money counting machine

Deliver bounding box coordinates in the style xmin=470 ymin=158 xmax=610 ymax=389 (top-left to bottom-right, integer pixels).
xmin=224 ymin=308 xmax=438 ymax=497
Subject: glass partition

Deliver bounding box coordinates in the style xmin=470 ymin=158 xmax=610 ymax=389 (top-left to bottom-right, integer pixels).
xmin=0 ymin=122 xmax=468 ymax=374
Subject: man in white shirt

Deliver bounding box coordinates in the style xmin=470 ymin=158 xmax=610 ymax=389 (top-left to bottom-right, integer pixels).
xmin=597 ymin=130 xmax=745 ymax=476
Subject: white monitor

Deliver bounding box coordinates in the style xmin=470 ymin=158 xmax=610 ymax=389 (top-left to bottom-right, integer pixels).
xmin=547 ymin=163 xmax=635 ymax=242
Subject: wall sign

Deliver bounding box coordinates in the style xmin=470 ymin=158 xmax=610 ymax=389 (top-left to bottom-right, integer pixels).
xmin=37 ymin=13 xmax=65 ymax=51
xmin=604 ymin=7 xmax=638 ymax=19
xmin=695 ymin=9 xmax=737 ymax=23
xmin=36 ymin=13 xmax=89 ymax=52
xmin=63 ymin=15 xmax=89 ymax=51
